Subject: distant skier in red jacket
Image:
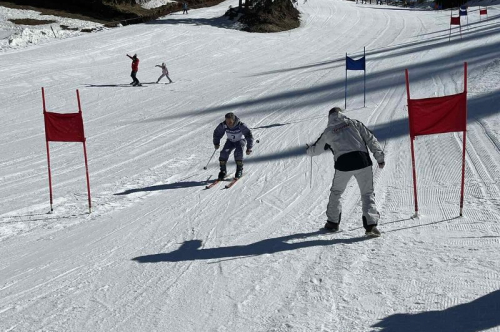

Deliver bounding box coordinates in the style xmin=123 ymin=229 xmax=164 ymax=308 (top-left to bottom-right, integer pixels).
xmin=126 ymin=54 xmax=141 ymax=86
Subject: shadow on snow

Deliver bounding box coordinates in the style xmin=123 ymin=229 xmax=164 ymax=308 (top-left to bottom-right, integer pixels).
xmin=372 ymin=289 xmax=500 ymax=332
xmin=132 ymin=230 xmax=369 ymax=263
xmin=142 ymin=36 xmax=500 ymax=123
xmin=115 ymin=180 xmax=210 ymax=195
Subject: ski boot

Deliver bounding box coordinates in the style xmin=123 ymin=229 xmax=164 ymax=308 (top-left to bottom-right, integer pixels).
xmin=363 ymin=216 xmax=381 ymax=237
xmin=324 ymin=221 xmax=340 ymax=232
xmin=365 ymin=225 xmax=381 ymax=237
xmin=218 ymin=161 xmax=227 ymax=180
xmin=235 ymin=160 xmax=243 ymax=179
xmin=324 ymin=213 xmax=341 ymax=232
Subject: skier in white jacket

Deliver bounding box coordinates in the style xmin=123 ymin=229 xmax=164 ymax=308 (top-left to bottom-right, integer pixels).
xmin=306 ymin=107 xmax=385 ymax=237
xmin=155 ymin=62 xmax=173 ymax=83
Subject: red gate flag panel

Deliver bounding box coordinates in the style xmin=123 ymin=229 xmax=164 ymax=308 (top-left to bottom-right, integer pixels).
xmin=450 ymin=16 xmax=461 ymax=25
xmin=405 ymin=62 xmax=467 ymax=217
xmin=408 ymin=92 xmax=466 ymax=138
xmin=42 ymin=87 xmax=91 ymax=213
xmin=480 ymin=9 xmax=487 ymax=15
xmin=44 ymin=111 xmax=85 ymax=142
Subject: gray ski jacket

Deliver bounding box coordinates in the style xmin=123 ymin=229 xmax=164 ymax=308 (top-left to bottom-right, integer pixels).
xmin=306 ymin=110 xmax=384 ymax=171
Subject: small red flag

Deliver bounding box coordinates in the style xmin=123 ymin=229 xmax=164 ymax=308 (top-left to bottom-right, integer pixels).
xmin=408 ymin=92 xmax=466 ymax=138
xmin=450 ymin=16 xmax=461 ymax=25
xmin=44 ymin=111 xmax=85 ymax=142
xmin=480 ymin=9 xmax=487 ymax=15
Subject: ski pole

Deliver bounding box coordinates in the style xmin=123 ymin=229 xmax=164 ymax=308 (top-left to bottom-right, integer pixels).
xmin=203 ymin=149 xmax=217 ymax=170
xmin=306 ymin=144 xmax=313 ymax=188
xmin=203 ymin=149 xmax=217 ymax=169
xmin=310 ymin=156 xmax=313 ymax=188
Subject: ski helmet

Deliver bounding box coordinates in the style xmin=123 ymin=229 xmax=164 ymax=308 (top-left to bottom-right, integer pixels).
xmin=329 ymin=107 xmax=342 ymax=115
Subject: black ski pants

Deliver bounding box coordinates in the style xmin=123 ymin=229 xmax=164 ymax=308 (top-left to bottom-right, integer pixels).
xmin=131 ymin=71 xmax=140 ymax=85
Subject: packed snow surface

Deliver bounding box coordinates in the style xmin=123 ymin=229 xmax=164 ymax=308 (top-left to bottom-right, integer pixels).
xmin=1 ymin=0 xmax=500 ymax=331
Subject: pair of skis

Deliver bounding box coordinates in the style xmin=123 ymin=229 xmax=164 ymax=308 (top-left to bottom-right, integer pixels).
xmin=205 ymin=177 xmax=241 ymax=189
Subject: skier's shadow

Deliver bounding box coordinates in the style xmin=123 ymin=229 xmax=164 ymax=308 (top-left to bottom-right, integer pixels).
xmin=85 ymin=83 xmax=148 ymax=88
xmin=85 ymin=82 xmax=156 ymax=88
xmin=132 ymin=231 xmax=369 ymax=263
xmin=372 ymin=289 xmax=500 ymax=332
xmin=85 ymin=84 xmax=144 ymax=88
xmin=115 ymin=180 xmax=209 ymax=195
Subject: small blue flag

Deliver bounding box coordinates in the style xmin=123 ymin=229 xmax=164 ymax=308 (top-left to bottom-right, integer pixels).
xmin=346 ymin=56 xmax=365 ymax=71
xmin=460 ymin=5 xmax=467 ymax=15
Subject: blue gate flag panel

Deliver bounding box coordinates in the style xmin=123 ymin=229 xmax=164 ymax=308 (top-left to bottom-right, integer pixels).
xmin=346 ymin=56 xmax=365 ymax=71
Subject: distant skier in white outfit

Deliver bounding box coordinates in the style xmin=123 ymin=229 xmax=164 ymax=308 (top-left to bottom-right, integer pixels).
xmin=155 ymin=62 xmax=173 ymax=83
xmin=306 ymin=107 xmax=385 ymax=237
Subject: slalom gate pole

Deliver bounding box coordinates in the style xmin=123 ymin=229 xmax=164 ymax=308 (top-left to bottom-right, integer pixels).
xmin=45 ymin=140 xmax=53 ymax=212
xmin=405 ymin=70 xmax=419 ymax=217
xmin=345 ymin=53 xmax=347 ymax=110
xmin=82 ymin=142 xmax=92 ymax=214
xmin=459 ymin=62 xmax=467 ymax=216
xmin=77 ymin=90 xmax=92 ymax=214
xmin=449 ymin=10 xmax=452 ymax=42
xmin=410 ymin=137 xmax=419 ymax=217
xmin=42 ymin=87 xmax=54 ymax=212
xmin=364 ymin=47 xmax=366 ymax=108
xmin=45 ymin=139 xmax=54 ymax=212
xmin=310 ymin=156 xmax=313 ymax=189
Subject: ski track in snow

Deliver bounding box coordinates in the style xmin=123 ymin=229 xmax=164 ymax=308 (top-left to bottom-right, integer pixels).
xmin=1 ymin=0 xmax=500 ymax=331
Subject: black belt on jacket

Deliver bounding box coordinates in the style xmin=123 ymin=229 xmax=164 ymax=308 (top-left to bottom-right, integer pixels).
xmin=334 ymin=151 xmax=372 ymax=171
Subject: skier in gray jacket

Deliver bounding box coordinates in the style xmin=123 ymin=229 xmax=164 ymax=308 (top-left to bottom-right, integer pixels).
xmin=306 ymin=107 xmax=385 ymax=237
xmin=213 ymin=112 xmax=254 ymax=180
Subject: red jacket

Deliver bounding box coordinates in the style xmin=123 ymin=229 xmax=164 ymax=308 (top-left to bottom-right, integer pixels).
xmin=131 ymin=58 xmax=139 ymax=72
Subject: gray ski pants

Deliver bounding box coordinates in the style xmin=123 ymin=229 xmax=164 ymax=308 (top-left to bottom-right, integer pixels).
xmin=157 ymin=73 xmax=172 ymax=83
xmin=219 ymin=139 xmax=246 ymax=162
xmin=326 ymin=166 xmax=379 ymax=225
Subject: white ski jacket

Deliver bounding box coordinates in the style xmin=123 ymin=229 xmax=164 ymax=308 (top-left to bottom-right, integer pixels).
xmin=156 ymin=64 xmax=169 ymax=75
xmin=306 ymin=110 xmax=384 ymax=171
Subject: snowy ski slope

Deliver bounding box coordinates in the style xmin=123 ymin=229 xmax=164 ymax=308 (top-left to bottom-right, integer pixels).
xmin=1 ymin=0 xmax=500 ymax=330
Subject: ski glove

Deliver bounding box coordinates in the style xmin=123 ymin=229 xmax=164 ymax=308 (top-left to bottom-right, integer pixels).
xmin=246 ymin=149 xmax=252 ymax=155
xmin=214 ymin=145 xmax=220 ymax=150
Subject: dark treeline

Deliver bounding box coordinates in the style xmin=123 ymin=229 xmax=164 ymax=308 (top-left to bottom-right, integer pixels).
xmin=0 ymin=0 xmax=142 ymax=21
xmin=435 ymin=0 xmax=468 ymax=9
xmin=0 ymin=0 xmax=229 ymax=24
